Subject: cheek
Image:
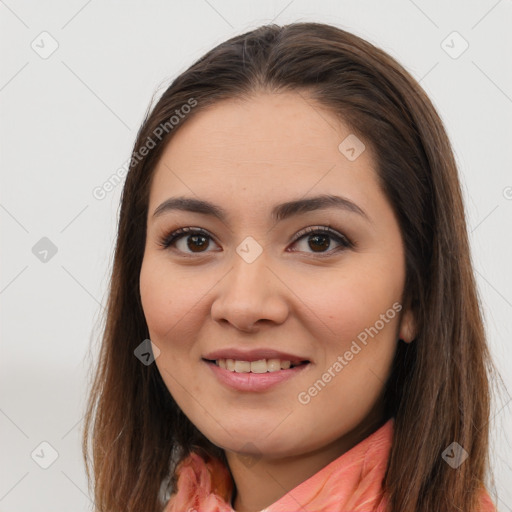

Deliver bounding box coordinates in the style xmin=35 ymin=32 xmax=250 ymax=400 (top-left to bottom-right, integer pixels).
xmin=139 ymin=256 xmax=194 ymax=341
xmin=139 ymin=258 xmax=204 ymax=396
xmin=299 ymin=266 xmax=402 ymax=345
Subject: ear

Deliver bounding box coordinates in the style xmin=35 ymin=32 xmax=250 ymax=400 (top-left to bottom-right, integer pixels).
xmin=399 ymin=306 xmax=416 ymax=343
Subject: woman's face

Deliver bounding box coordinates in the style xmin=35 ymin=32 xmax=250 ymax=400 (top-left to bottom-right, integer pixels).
xmin=139 ymin=92 xmax=415 ymax=459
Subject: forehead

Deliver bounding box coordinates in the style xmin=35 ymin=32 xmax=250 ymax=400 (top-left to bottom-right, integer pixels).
xmin=148 ymin=92 xmax=381 ymax=218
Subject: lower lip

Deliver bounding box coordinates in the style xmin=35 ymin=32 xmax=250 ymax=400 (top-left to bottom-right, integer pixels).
xmin=204 ymin=360 xmax=310 ymax=392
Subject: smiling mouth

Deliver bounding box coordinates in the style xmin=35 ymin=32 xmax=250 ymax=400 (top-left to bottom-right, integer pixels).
xmin=202 ymin=358 xmax=310 ymax=373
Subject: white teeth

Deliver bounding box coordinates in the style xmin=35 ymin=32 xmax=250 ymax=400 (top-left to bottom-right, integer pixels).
xmin=214 ymin=358 xmax=302 ymax=373
xmin=280 ymin=360 xmax=291 ymax=370
xmin=235 ymin=360 xmax=251 ymax=372
xmin=267 ymin=359 xmax=281 ymax=372
xmin=250 ymin=359 xmax=268 ymax=373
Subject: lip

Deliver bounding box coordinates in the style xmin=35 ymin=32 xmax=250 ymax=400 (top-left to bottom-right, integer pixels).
xmin=202 ymin=348 xmax=310 ymax=365
xmin=204 ymin=359 xmax=311 ymax=392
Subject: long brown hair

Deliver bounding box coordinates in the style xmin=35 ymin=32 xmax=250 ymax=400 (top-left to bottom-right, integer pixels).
xmin=82 ymin=22 xmax=498 ymax=511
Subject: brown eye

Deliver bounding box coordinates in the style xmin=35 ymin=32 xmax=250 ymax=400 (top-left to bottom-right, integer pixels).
xmin=159 ymin=227 xmax=218 ymax=254
xmin=306 ymin=233 xmax=331 ymax=252
xmin=289 ymin=226 xmax=353 ymax=255
xmin=159 ymin=225 xmax=353 ymax=257
xmin=184 ymin=233 xmax=210 ymax=252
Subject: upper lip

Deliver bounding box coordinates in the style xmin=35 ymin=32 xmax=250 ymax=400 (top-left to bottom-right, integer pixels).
xmin=202 ymin=348 xmax=310 ymax=365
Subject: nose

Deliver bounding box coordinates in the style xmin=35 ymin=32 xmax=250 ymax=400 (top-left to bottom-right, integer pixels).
xmin=210 ymin=255 xmax=289 ymax=333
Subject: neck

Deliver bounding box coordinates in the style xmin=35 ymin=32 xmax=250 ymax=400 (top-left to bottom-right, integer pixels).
xmin=226 ymin=409 xmax=386 ymax=512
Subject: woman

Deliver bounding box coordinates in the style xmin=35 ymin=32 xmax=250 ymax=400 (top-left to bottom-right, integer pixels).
xmin=82 ymin=22 xmax=498 ymax=512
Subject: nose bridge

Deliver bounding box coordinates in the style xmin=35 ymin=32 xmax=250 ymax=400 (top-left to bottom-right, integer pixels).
xmin=211 ymin=245 xmax=288 ymax=329
xmin=231 ymin=248 xmax=270 ymax=297
xmin=225 ymin=246 xmax=273 ymax=307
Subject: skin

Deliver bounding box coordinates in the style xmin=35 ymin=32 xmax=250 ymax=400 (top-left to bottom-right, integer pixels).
xmin=139 ymin=91 xmax=416 ymax=512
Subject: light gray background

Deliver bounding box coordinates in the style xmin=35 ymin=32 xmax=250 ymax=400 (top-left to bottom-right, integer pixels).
xmin=1 ymin=1 xmax=511 ymax=510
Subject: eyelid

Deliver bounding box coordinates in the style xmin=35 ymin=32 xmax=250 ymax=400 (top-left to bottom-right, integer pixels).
xmin=158 ymin=226 xmax=216 ymax=250
xmin=290 ymin=225 xmax=351 ymax=245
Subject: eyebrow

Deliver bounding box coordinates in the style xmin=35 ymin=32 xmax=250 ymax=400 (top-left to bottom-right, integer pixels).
xmin=152 ymin=194 xmax=370 ymax=223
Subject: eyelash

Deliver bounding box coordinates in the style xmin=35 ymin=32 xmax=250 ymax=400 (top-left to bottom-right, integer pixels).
xmin=157 ymin=225 xmax=354 ymax=257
